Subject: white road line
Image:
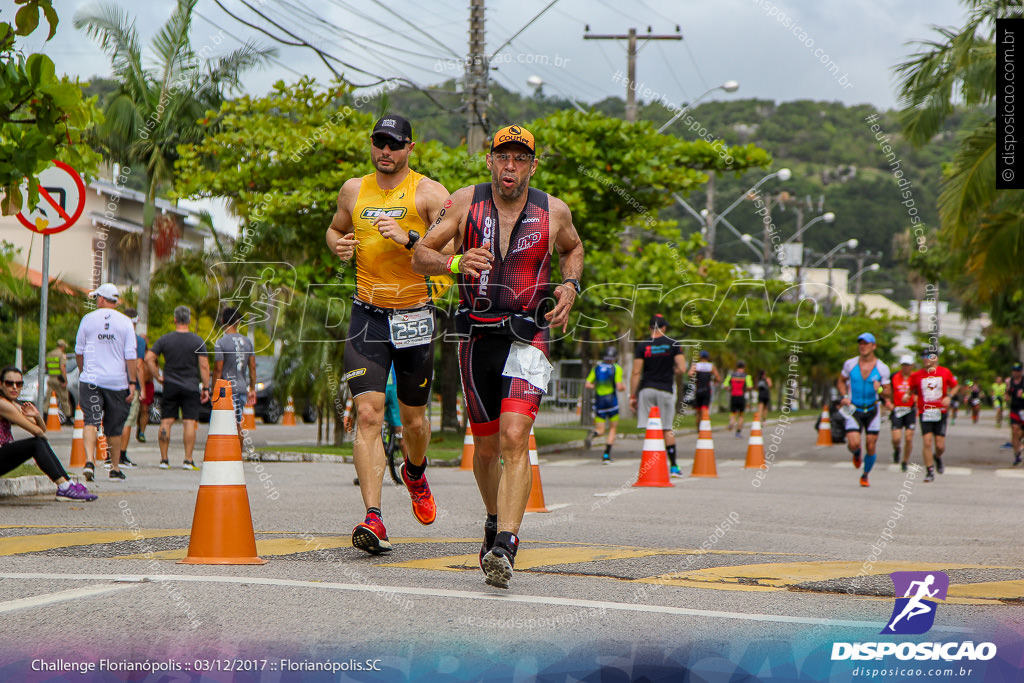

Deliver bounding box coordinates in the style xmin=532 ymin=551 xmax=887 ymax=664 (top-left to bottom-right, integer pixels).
xmin=546 ymin=460 xmax=591 ymax=467
xmin=774 ymin=461 xmax=808 ymax=467
xmin=0 ymin=583 xmax=137 ymax=615
xmin=0 ymin=572 xmax=930 ymax=630
xmin=940 ymin=466 xmax=972 ymax=476
xmin=995 ymin=469 xmax=1024 ymax=478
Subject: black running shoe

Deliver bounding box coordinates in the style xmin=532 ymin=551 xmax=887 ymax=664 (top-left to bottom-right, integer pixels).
xmin=900 ymin=461 xmax=908 ymax=473
xmin=924 ymin=469 xmax=935 ymax=483
xmin=934 ymin=455 xmax=944 ymax=474
xmin=482 ymin=532 xmax=519 ymax=589
xmin=892 ymin=452 xmax=899 ymax=464
xmin=1014 ymin=452 xmax=1022 ymax=467
xmin=109 ymin=469 xmax=126 ymax=480
xmin=479 ymin=517 xmax=498 ymax=572
xmin=120 ymin=455 xmax=136 ymax=468
xmin=83 ymin=462 xmax=95 ymax=481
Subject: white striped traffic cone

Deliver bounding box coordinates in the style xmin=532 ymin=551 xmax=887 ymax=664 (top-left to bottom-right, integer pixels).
xmin=525 ymin=427 xmax=548 ymax=513
xmin=69 ymin=407 xmax=86 ymax=467
xmin=692 ymin=406 xmax=718 ymax=477
xmin=180 ymin=380 xmax=265 ymax=565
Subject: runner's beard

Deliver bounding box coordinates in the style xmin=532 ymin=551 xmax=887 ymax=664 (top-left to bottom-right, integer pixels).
xmin=492 ymin=168 xmax=529 ymax=201
xmin=373 ymin=155 xmax=406 ymax=175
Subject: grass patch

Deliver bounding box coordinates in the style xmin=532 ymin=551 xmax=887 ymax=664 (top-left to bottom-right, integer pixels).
xmin=2 ymin=463 xmax=45 ymax=479
xmin=266 ymin=430 xmax=466 ymax=461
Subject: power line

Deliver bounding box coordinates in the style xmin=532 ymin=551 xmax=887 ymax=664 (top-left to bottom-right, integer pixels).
xmin=682 ymin=35 xmax=710 ymax=92
xmin=487 ymin=0 xmax=562 ymax=60
xmin=194 ymin=10 xmax=306 ymax=79
xmin=655 ymin=40 xmax=689 ymax=104
xmin=362 ymin=0 xmax=461 ymax=58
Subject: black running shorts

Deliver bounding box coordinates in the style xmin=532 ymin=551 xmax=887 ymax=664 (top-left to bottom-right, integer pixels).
xmin=919 ymin=412 xmax=949 ymax=437
xmin=343 ymin=301 xmax=433 ymax=406
xmin=161 ymin=382 xmax=201 ymax=421
xmin=80 ymin=383 xmax=131 ymax=436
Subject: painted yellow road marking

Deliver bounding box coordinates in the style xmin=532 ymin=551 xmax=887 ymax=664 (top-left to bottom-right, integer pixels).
xmin=634 ymin=561 xmax=984 ymax=590
xmin=948 ymin=579 xmax=1024 ymax=601
xmin=113 ymin=537 xmax=482 ymax=561
xmin=381 ymin=546 xmax=803 ymax=572
xmin=0 ymin=530 xmax=190 ymax=556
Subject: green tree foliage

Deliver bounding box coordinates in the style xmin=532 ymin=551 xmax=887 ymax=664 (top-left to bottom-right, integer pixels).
xmin=74 ymin=0 xmax=275 ymax=335
xmin=0 ymin=0 xmax=102 ymax=215
xmin=895 ymin=0 xmax=1023 ymax=353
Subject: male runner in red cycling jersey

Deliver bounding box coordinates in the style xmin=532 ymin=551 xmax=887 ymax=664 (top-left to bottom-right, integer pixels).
xmin=412 ymin=124 xmax=584 ymax=589
xmin=908 ymin=348 xmax=957 ymax=483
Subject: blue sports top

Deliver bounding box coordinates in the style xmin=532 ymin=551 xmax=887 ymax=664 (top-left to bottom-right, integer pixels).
xmin=841 ymin=357 xmax=891 ymax=411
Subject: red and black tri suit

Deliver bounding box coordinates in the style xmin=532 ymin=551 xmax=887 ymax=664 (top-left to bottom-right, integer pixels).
xmin=456 ymin=183 xmax=553 ymax=435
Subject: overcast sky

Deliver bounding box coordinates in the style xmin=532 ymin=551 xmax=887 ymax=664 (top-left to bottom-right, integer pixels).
xmin=17 ymin=0 xmax=968 ymax=112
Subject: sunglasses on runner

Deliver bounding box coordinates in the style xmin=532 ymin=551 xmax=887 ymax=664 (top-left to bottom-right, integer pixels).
xmin=3 ymin=380 xmax=23 ymax=388
xmin=371 ymin=135 xmax=407 ymax=151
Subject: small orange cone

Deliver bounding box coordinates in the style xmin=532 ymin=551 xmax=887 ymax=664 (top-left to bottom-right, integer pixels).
xmin=455 ymin=394 xmax=464 ymax=429
xmin=634 ymin=406 xmax=674 ymax=487
xmin=282 ymin=396 xmax=296 ymax=426
xmin=243 ymin=403 xmax=256 ymax=430
xmin=691 ymin=406 xmax=718 ymax=478
xmin=459 ymin=423 xmax=475 ymax=471
xmin=180 ymin=380 xmax=266 ymax=565
xmin=525 ymin=427 xmax=549 ymax=512
xmin=46 ymin=392 xmax=61 ymax=431
xmin=744 ymin=410 xmax=766 ymax=469
xmin=69 ymin=407 xmax=86 ymax=468
xmin=816 ymin=405 xmax=833 ymax=446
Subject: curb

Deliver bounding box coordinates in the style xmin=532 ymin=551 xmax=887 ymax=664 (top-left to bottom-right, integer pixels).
xmin=0 ymin=474 xmax=84 ymax=498
xmin=247 ymin=451 xmax=463 ymax=467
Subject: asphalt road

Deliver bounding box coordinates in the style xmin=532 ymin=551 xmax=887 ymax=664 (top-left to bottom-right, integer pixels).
xmin=2 ymin=412 xmax=1022 ymax=681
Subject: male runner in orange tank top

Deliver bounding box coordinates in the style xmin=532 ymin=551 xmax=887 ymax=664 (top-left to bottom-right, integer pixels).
xmin=326 ymin=115 xmax=452 ymax=555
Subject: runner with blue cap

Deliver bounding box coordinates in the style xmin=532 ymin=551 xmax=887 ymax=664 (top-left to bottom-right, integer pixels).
xmin=837 ymin=332 xmax=892 ymax=487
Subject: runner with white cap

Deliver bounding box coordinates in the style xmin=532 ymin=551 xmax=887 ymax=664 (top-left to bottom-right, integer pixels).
xmin=890 ymin=354 xmax=916 ymax=472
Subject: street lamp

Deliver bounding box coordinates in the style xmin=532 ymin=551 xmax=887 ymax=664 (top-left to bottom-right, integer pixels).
xmin=657 ymin=80 xmax=739 ymax=134
xmin=851 ymin=262 xmax=881 ymax=309
xmin=786 ymin=211 xmax=835 ymax=245
xmin=739 ymin=233 xmax=766 ymax=263
xmin=527 ymin=75 xmax=587 ymax=113
xmin=813 ymin=238 xmax=858 ymax=315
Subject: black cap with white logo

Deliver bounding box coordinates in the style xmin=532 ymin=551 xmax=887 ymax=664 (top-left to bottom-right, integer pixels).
xmin=372 ymin=114 xmax=413 ymax=142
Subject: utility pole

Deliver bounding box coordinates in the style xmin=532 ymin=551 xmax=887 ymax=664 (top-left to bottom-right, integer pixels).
xmin=584 ymin=26 xmax=681 ymax=123
xmin=703 ymin=175 xmax=715 ymax=260
xmin=761 ymin=194 xmax=773 ymax=275
xmin=465 ymin=0 xmax=488 ymax=153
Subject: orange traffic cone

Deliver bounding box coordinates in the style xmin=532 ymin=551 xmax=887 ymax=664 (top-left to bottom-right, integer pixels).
xmin=525 ymin=427 xmax=549 ymax=512
xmin=691 ymin=406 xmax=718 ymax=477
xmin=816 ymin=405 xmax=833 ymax=446
xmin=180 ymin=380 xmax=266 ymax=565
xmin=456 ymin=394 xmax=464 ymax=429
xmin=744 ymin=409 xmax=766 ymax=469
xmin=242 ymin=403 xmax=256 ymax=430
xmin=634 ymin=406 xmax=674 ymax=487
xmin=69 ymin=407 xmax=86 ymax=468
xmin=459 ymin=423 xmax=475 ymax=471
xmin=46 ymin=392 xmax=61 ymax=431
xmin=282 ymin=396 xmax=296 ymax=426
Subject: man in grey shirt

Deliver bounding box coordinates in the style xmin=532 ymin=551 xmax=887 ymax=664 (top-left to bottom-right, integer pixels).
xmin=212 ymin=307 xmax=256 ymax=449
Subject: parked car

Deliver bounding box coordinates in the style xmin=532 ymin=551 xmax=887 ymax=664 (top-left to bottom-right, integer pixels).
xmin=19 ymin=354 xmax=79 ymax=423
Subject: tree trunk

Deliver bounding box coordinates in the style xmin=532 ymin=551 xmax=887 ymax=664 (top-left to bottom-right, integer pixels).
xmin=136 ymin=179 xmax=157 ymax=336
xmin=438 ymin=307 xmax=460 ymax=432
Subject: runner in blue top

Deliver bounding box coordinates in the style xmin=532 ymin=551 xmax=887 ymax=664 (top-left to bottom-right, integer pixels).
xmin=585 ymin=348 xmax=626 ymax=463
xmin=837 ymin=332 xmax=892 ymax=487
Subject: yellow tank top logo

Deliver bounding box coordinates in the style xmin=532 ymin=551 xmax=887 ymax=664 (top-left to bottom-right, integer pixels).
xmin=360 ymin=207 xmax=408 ymax=220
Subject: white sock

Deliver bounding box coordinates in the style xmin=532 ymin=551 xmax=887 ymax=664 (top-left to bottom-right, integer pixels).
xmin=57 ymin=481 xmax=72 ymax=491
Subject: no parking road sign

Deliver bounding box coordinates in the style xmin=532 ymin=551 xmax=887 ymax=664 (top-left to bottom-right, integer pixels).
xmin=16 ymin=160 xmax=86 ymax=235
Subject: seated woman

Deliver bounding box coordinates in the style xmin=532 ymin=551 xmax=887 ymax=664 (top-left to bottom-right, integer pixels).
xmin=0 ymin=366 xmax=97 ymax=502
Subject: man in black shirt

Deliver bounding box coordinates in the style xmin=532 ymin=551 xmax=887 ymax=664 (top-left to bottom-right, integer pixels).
xmin=146 ymin=306 xmax=210 ymax=470
xmin=630 ymin=314 xmax=687 ymax=476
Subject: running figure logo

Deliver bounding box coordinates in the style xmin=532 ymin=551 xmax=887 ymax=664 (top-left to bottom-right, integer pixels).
xmin=881 ymin=571 xmax=949 ymax=635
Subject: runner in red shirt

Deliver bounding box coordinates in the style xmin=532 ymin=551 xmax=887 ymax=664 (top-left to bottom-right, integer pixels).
xmin=890 ymin=355 xmax=916 ymax=472
xmin=908 ymin=349 xmax=957 ymax=483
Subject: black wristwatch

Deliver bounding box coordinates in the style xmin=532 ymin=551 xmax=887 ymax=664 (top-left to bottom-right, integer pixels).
xmin=562 ymin=278 xmax=581 ymax=295
xmin=405 ymin=230 xmax=420 ymax=250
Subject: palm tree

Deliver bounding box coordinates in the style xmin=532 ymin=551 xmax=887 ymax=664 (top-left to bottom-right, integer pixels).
xmin=894 ymin=1 xmax=1023 ymax=307
xmin=74 ymin=0 xmax=275 ymax=336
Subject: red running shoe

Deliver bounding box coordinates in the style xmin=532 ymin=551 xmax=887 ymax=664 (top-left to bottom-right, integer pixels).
xmin=401 ymin=460 xmax=436 ymax=525
xmin=859 ymin=474 xmax=870 ymax=487
xmin=852 ymin=452 xmax=862 ymax=469
xmin=352 ymin=516 xmax=393 ymax=555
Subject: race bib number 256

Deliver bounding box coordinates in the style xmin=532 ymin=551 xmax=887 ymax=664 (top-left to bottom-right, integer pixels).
xmin=389 ymin=308 xmax=433 ymax=348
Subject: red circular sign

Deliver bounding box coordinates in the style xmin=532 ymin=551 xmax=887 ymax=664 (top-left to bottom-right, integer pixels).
xmin=16 ymin=160 xmax=86 ymax=236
